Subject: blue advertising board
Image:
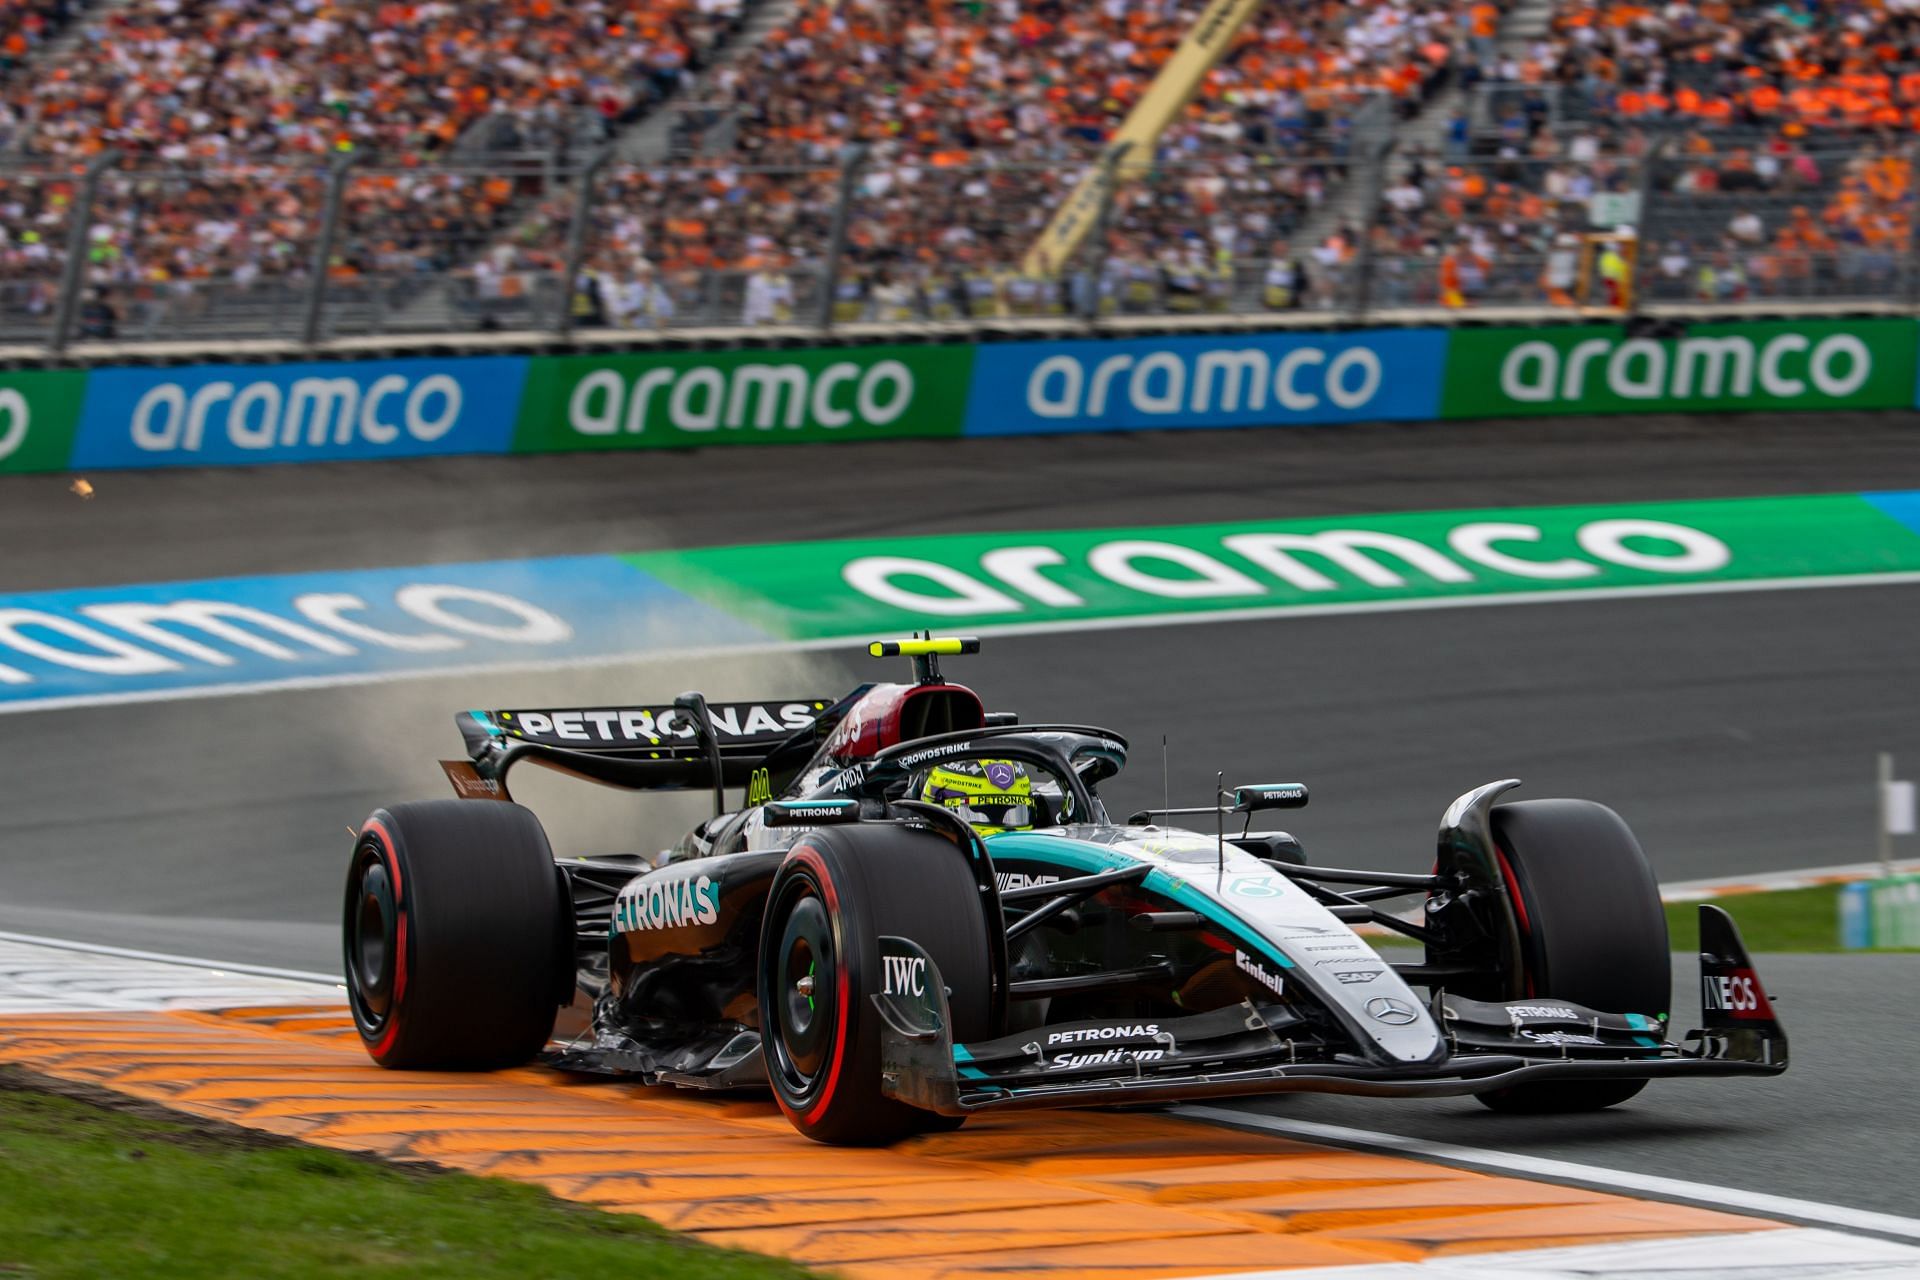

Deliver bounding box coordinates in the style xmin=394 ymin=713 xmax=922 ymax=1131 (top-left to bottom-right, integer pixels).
xmin=963 ymin=329 xmax=1448 ymax=435
xmin=69 ymin=357 xmax=529 ymax=469
xmin=0 ymin=555 xmax=769 ymax=710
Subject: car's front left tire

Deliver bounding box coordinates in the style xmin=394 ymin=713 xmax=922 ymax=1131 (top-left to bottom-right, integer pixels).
xmin=1475 ymin=798 xmax=1669 ymax=1114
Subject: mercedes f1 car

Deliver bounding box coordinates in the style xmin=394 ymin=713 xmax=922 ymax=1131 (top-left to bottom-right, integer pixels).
xmin=342 ymin=637 xmax=1787 ymax=1145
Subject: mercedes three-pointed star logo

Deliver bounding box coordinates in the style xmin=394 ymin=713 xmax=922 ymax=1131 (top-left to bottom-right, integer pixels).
xmin=1365 ymin=996 xmax=1418 ymax=1025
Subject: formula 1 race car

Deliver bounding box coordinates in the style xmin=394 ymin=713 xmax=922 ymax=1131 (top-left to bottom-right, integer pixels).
xmin=342 ymin=637 xmax=1788 ymax=1145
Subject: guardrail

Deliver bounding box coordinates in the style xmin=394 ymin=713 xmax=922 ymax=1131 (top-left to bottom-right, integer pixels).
xmin=3 ymin=313 xmax=1915 ymax=476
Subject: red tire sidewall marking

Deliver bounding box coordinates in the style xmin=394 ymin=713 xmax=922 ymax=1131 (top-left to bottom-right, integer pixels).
xmin=363 ymin=820 xmax=409 ymax=1058
xmin=782 ymin=846 xmax=849 ymax=1127
xmin=1492 ymin=844 xmax=1535 ymax=997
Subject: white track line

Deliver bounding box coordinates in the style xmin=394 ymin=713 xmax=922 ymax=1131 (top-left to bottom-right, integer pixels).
xmin=0 ymin=929 xmax=339 ymax=986
xmin=1662 ymin=860 xmax=1920 ymax=901
xmin=1186 ymin=1228 xmax=1920 ymax=1278
xmin=3 ymin=567 xmax=1919 ymax=716
xmin=1177 ymin=1106 xmax=1920 ymax=1244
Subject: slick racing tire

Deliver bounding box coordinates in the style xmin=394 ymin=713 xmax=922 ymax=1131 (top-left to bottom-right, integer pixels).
xmin=758 ymin=824 xmax=995 ymax=1146
xmin=1477 ymin=798 xmax=1669 ymax=1114
xmin=344 ymin=801 xmax=570 ymax=1070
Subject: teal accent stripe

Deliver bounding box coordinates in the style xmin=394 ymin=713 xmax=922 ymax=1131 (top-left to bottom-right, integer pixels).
xmin=984 ymin=835 xmax=1296 ymax=972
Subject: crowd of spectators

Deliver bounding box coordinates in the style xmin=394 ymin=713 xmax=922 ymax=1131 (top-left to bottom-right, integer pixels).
xmin=701 ymin=0 xmax=1481 ymax=168
xmin=9 ymin=0 xmax=1920 ymax=334
xmin=0 ymin=0 xmax=745 ymax=162
xmin=1353 ymin=111 xmax=1915 ymax=311
xmin=1494 ymin=0 xmax=1920 ymax=139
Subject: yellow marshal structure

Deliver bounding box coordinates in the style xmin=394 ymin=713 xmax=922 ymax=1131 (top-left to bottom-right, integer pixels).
xmin=1021 ymin=0 xmax=1265 ymax=278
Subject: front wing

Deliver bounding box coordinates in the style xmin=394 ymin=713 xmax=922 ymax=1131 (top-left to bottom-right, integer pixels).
xmin=873 ymin=905 xmax=1788 ymax=1116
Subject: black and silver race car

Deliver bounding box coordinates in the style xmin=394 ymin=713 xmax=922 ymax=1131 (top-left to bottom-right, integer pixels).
xmin=342 ymin=637 xmax=1787 ymax=1145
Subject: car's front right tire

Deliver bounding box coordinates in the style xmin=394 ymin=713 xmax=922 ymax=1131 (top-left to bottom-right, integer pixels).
xmin=1475 ymin=798 xmax=1669 ymax=1114
xmin=757 ymin=823 xmax=996 ymax=1145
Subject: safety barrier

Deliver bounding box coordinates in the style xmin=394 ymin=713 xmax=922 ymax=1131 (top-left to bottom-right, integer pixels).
xmin=1840 ymin=876 xmax=1920 ymax=949
xmin=2 ymin=317 xmax=1917 ymax=475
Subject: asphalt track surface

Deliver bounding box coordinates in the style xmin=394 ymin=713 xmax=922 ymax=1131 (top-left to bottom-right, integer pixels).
xmin=3 ymin=411 xmax=1918 ymax=1224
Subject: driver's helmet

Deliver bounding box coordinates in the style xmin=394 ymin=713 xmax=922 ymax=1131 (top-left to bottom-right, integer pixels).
xmin=918 ymin=759 xmax=1034 ymax=835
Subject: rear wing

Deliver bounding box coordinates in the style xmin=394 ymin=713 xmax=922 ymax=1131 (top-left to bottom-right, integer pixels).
xmin=459 ymin=700 xmax=829 ymax=755
xmin=448 ymin=694 xmax=855 ymax=801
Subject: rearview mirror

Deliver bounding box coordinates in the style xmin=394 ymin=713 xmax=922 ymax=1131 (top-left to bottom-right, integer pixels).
xmin=1232 ymin=783 xmax=1309 ymax=813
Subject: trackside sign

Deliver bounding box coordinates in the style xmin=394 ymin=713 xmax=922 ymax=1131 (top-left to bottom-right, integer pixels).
xmin=626 ymin=494 xmax=1920 ymax=638
xmin=70 ymin=358 xmax=528 ymax=468
xmin=965 ymin=329 xmax=1445 ymax=434
xmin=0 ymin=556 xmax=769 ymax=708
xmin=1441 ymin=320 xmax=1918 ymax=417
xmin=513 ymin=345 xmax=974 ymax=452
xmin=0 ymin=371 xmax=87 ymax=474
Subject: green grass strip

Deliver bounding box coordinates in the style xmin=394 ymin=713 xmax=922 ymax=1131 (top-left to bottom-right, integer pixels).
xmin=0 ymin=1072 xmax=818 ymax=1280
xmin=1665 ymin=882 xmax=1920 ymax=954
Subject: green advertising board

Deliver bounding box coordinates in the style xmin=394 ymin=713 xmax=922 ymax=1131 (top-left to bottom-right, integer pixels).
xmin=513 ymin=344 xmax=975 ymax=453
xmin=0 ymin=370 xmax=87 ymax=474
xmin=1441 ymin=319 xmax=1918 ymax=417
xmin=626 ymin=493 xmax=1920 ymax=639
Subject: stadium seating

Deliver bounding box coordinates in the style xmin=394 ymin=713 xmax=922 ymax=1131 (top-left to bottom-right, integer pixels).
xmin=4 ymin=0 xmax=746 ymax=160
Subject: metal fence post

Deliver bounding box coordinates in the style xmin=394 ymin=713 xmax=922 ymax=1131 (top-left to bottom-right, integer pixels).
xmin=1347 ymin=136 xmax=1394 ymax=321
xmin=1905 ymin=141 xmax=1920 ymax=310
xmin=301 ymin=152 xmax=359 ymax=347
xmin=1624 ymin=135 xmax=1666 ymax=317
xmin=815 ymin=143 xmax=868 ymax=331
xmin=554 ymin=148 xmax=613 ymax=339
xmin=1081 ymin=144 xmax=1127 ymax=324
xmin=49 ymin=153 xmax=116 ymax=353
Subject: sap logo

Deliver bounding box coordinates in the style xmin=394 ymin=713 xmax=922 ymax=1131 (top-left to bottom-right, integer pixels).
xmin=1704 ymin=971 xmax=1768 ymax=1016
xmin=1026 ymin=345 xmax=1384 ymax=420
xmin=995 ymin=872 xmax=1060 ymax=893
xmin=1048 ymin=1047 xmax=1166 ymax=1071
xmin=130 ymin=373 xmax=467 ymax=454
xmin=568 ymin=359 xmax=916 ymax=435
xmin=1332 ymin=968 xmax=1383 ymax=984
xmin=613 ymin=874 xmax=718 ymax=932
xmin=1235 ymin=950 xmax=1285 ymax=999
xmin=1500 ymin=333 xmax=1871 ymax=405
xmin=1046 ymin=1023 xmax=1160 ymax=1046
xmin=883 ymin=954 xmax=928 ymax=997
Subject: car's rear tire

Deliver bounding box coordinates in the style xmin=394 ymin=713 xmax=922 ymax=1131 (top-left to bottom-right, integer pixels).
xmin=1476 ymin=798 xmax=1668 ymax=1114
xmin=344 ymin=800 xmax=569 ymax=1069
xmin=758 ymin=824 xmax=996 ymax=1145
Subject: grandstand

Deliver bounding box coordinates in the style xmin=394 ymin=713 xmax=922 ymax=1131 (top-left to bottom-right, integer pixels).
xmin=0 ymin=0 xmax=1914 ymax=345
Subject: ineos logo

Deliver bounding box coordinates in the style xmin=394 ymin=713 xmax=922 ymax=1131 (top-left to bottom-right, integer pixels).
xmin=883 ymin=954 xmax=927 ymax=997
xmin=1704 ymin=972 xmax=1765 ymax=1016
